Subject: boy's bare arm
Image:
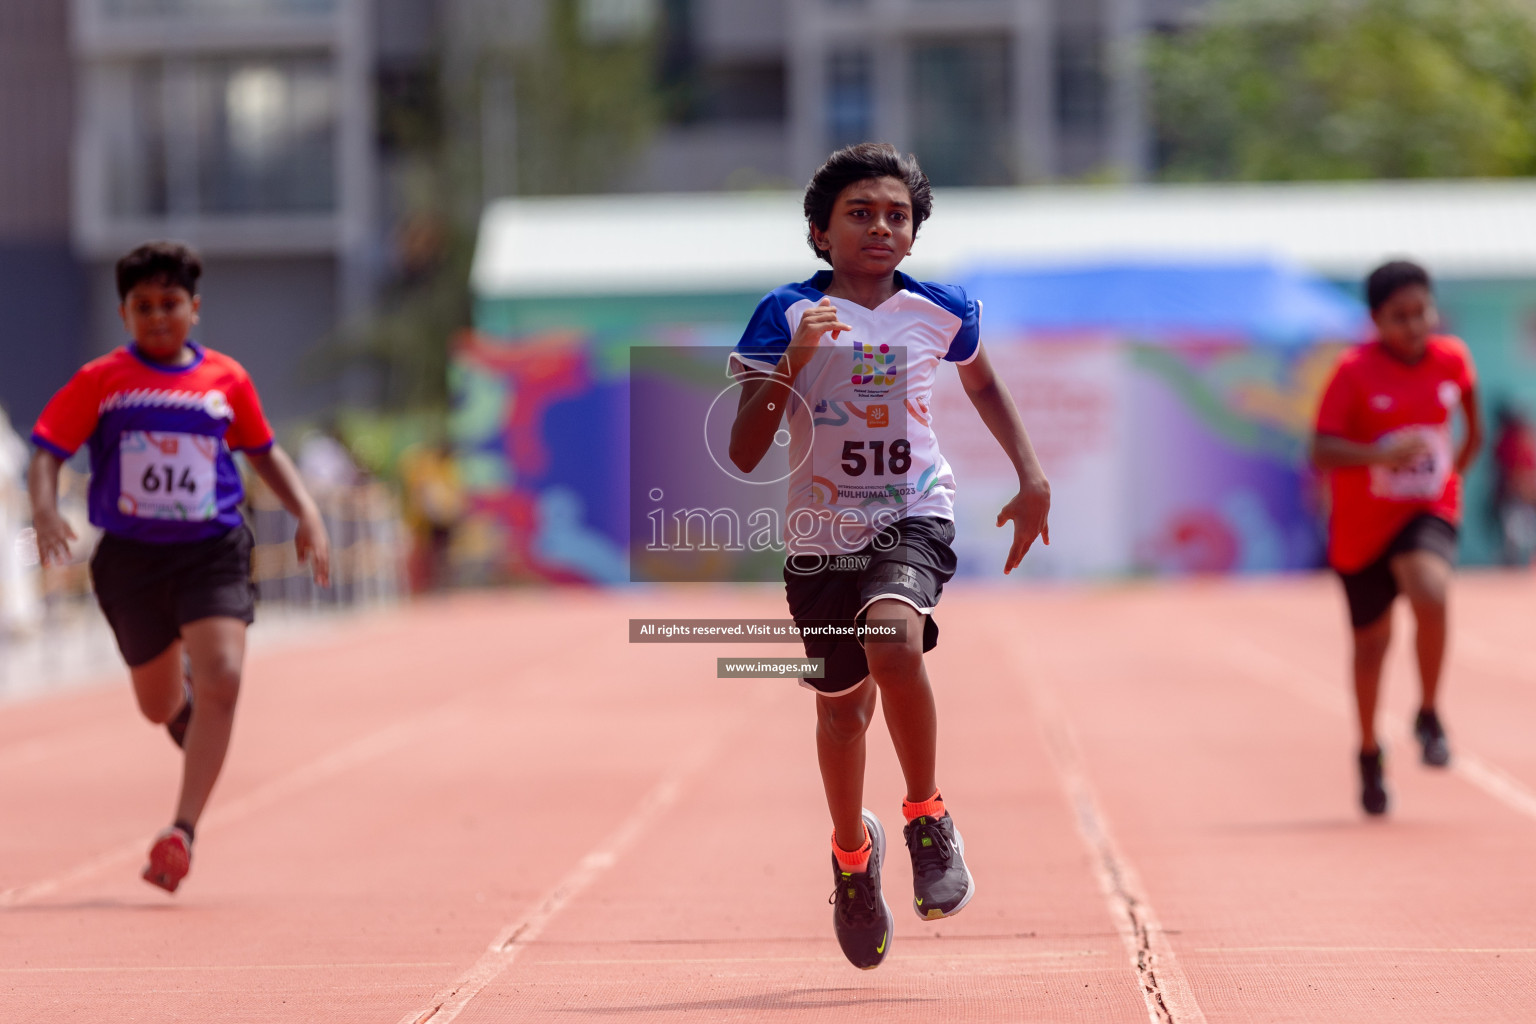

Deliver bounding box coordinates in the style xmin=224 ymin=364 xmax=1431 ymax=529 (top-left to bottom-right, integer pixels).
xmin=955 ymin=344 xmax=1051 ymax=573
xmin=1311 ymin=432 xmax=1429 ymax=470
xmin=1456 ymin=384 xmax=1483 ymax=473
xmin=245 ymin=445 xmax=332 ymax=587
xmin=27 ymin=449 xmax=76 ymax=565
xmin=729 ymin=368 xmax=796 ymax=473
xmin=729 ymin=298 xmax=850 ymax=473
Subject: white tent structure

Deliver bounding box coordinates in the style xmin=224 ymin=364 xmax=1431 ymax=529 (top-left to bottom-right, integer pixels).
xmin=474 ymin=180 xmax=1536 ymax=299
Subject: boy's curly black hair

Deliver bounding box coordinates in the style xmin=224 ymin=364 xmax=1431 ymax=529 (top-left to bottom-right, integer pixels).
xmin=116 ymin=241 xmax=203 ymax=301
xmin=1366 ymin=260 xmax=1431 ymax=312
xmin=803 ymin=143 xmax=933 ymax=264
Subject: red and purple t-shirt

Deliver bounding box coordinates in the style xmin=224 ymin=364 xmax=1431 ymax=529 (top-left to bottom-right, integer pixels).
xmin=32 ymin=343 xmax=274 ymax=544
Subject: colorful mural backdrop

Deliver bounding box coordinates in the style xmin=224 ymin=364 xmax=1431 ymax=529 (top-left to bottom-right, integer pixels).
xmin=450 ymin=331 xmax=630 ymax=583
xmin=454 ymin=262 xmax=1476 ymax=583
xmin=929 ymin=336 xmax=1347 ymax=580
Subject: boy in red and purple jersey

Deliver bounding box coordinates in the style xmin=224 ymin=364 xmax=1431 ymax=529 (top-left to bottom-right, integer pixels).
xmin=28 ymin=241 xmax=330 ymax=893
xmin=1312 ymin=260 xmax=1482 ymax=815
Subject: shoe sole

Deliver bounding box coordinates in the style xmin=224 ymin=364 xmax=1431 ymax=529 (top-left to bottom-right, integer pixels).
xmin=913 ymin=825 xmax=976 ymax=921
xmin=142 ymin=834 xmax=190 ymax=893
xmin=858 ymin=809 xmax=893 ymax=970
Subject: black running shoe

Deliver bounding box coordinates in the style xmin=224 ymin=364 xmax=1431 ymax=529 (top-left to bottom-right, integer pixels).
xmin=1414 ymin=709 xmax=1450 ymax=767
xmin=1359 ymin=748 xmax=1388 ymax=816
xmin=828 ymin=810 xmax=893 ymax=970
xmin=167 ymin=681 xmax=193 ymax=749
xmin=904 ymin=811 xmax=975 ymax=920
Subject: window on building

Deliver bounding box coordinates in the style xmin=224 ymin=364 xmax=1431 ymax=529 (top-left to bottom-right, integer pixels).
xmin=697 ymin=61 xmax=786 ymax=123
xmin=100 ymin=56 xmax=336 ymax=218
xmin=1055 ymin=28 xmax=1106 ymax=135
xmin=909 ymin=39 xmax=1012 ymax=186
xmin=827 ymin=49 xmax=872 ymax=150
xmin=101 ymin=63 xmax=171 ymax=218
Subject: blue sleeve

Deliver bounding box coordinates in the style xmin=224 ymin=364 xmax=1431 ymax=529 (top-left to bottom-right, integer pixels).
xmin=731 ymin=291 xmax=794 ymax=372
xmin=905 ymin=279 xmax=981 ymax=363
xmin=939 ymin=287 xmax=981 ymax=364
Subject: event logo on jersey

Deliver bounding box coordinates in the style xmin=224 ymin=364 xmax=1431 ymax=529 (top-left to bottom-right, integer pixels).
xmin=852 ymin=343 xmax=898 ymax=388
xmin=851 ymin=342 xmax=899 ymax=401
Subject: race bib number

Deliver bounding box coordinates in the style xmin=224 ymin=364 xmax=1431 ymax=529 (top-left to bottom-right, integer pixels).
xmin=118 ymin=431 xmax=219 ymax=520
xmin=1370 ymin=426 xmax=1452 ymax=501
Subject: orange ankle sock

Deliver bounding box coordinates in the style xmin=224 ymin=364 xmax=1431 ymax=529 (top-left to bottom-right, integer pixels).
xmin=831 ymin=826 xmax=872 ymax=873
xmin=902 ymin=788 xmax=945 ymax=822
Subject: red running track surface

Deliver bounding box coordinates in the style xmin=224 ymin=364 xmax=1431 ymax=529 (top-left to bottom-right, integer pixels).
xmin=2 ymin=574 xmax=1535 ymax=1022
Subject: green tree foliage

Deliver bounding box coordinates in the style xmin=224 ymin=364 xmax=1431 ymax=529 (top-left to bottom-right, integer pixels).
xmin=312 ymin=0 xmax=660 ymax=413
xmin=488 ymin=0 xmax=661 ymax=195
xmin=1150 ymin=0 xmax=1536 ymax=180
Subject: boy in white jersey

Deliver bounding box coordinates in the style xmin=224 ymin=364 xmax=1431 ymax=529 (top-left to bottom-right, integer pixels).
xmin=729 ymin=144 xmax=1051 ymax=969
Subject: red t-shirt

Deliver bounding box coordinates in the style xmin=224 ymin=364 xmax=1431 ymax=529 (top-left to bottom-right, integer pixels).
xmin=32 ymin=343 xmax=274 ymax=544
xmin=1314 ymin=336 xmax=1476 ymax=572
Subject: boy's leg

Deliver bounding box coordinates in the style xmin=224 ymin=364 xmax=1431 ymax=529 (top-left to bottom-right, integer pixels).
xmin=173 ymin=616 xmax=247 ymax=829
xmin=1390 ymin=550 xmax=1451 ymax=712
xmin=863 ymin=596 xmax=974 ymax=919
xmin=1351 ymin=611 xmax=1392 ymax=755
xmin=816 ymin=680 xmax=877 ymax=854
xmin=129 ymin=640 xmax=186 ymax=725
xmin=1392 ymin=548 xmax=1453 ymax=766
xmin=861 ymin=597 xmax=937 ymax=803
xmin=1351 ymin=610 xmax=1393 ymax=815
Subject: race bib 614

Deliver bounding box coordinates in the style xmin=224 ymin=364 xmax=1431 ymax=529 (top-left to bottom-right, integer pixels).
xmin=118 ymin=431 xmax=219 ymax=520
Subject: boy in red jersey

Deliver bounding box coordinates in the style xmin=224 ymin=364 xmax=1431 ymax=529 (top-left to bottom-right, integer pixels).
xmin=28 ymin=242 xmax=330 ymax=892
xmin=1312 ymin=261 xmax=1482 ymax=815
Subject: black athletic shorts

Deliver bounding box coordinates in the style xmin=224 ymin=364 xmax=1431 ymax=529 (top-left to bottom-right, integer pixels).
xmin=1338 ymin=513 xmax=1458 ymax=629
xmin=782 ymin=516 xmax=957 ymax=696
xmin=90 ymin=524 xmax=257 ymax=667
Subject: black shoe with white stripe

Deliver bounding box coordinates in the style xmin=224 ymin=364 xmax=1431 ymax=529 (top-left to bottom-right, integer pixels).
xmin=829 ymin=810 xmax=894 ymax=970
xmin=904 ymin=811 xmax=975 ymax=919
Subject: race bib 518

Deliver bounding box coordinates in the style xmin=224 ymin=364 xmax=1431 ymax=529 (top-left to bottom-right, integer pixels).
xmin=118 ymin=431 xmax=219 ymax=521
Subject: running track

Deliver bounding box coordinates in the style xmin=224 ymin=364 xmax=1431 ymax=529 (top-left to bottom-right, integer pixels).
xmin=3 ymin=574 xmax=1536 ymax=1022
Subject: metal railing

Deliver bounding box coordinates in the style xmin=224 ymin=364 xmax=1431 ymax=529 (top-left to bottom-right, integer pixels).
xmin=247 ymin=479 xmax=408 ymax=608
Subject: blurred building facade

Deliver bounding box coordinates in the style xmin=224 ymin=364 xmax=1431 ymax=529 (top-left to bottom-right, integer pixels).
xmin=0 ymin=2 xmax=88 ymax=428
xmin=68 ymin=0 xmax=389 ymax=421
xmin=451 ymin=0 xmax=1209 ymax=194
xmin=637 ymin=0 xmax=1209 ymax=190
xmin=0 ymin=0 xmax=1218 ymax=429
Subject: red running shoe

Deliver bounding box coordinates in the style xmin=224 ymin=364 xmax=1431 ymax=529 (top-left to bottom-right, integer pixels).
xmin=142 ymin=827 xmax=192 ymax=893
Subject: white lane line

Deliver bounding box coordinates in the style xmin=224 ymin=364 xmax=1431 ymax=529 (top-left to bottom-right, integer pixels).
xmin=0 ymin=705 xmax=466 ymax=908
xmin=1448 ymin=753 xmax=1536 ymax=820
xmin=1218 ymin=634 xmax=1536 ymax=827
xmin=397 ymin=694 xmax=771 ymax=1024
xmin=1010 ymin=648 xmax=1208 ymax=1024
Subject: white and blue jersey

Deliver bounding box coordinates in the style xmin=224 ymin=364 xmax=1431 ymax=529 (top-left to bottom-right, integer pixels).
xmin=730 ymin=270 xmax=981 ymax=555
